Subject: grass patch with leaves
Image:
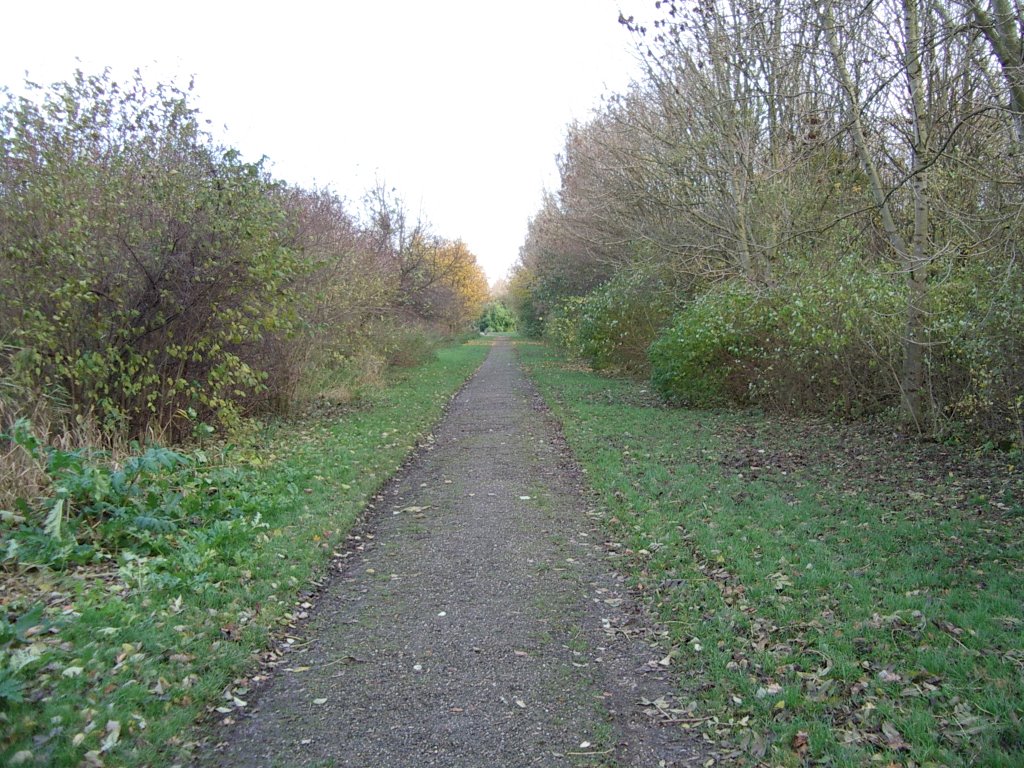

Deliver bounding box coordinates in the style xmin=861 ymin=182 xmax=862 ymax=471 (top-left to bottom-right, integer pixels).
xmin=0 ymin=338 xmax=490 ymax=767
xmin=518 ymin=339 xmax=1024 ymax=768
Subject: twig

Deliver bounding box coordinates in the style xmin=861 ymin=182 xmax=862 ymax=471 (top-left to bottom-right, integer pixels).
xmin=322 ymin=654 xmax=365 ymax=669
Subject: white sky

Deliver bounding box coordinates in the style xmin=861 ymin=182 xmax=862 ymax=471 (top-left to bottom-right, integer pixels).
xmin=0 ymin=0 xmax=645 ymax=284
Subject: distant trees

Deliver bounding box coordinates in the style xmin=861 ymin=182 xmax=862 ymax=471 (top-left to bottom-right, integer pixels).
xmin=512 ymin=0 xmax=1024 ymax=444
xmin=0 ymin=70 xmax=489 ymax=442
xmin=477 ymin=301 xmax=517 ymax=333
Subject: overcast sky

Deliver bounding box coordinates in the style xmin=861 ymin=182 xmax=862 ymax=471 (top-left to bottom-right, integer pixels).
xmin=0 ymin=0 xmax=645 ymax=284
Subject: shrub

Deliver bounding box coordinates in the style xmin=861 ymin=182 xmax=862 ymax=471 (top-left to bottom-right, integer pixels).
xmin=752 ymin=262 xmax=904 ymax=415
xmin=543 ymin=297 xmax=587 ymax=356
xmin=649 ymin=262 xmax=905 ymax=414
xmin=378 ymin=320 xmax=443 ymax=368
xmin=649 ymin=282 xmax=761 ymax=406
xmin=0 ymin=71 xmax=299 ymax=441
xmin=477 ymin=301 xmax=517 ymax=332
xmin=929 ymin=263 xmax=1024 ymax=446
xmin=574 ymin=269 xmax=676 ymax=374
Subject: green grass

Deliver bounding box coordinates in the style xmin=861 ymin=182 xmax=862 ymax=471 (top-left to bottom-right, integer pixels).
xmin=0 ymin=338 xmax=490 ymax=767
xmin=518 ymin=339 xmax=1024 ymax=768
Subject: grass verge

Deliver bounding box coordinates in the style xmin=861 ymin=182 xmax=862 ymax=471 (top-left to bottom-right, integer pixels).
xmin=518 ymin=339 xmax=1023 ymax=768
xmin=0 ymin=337 xmax=490 ymax=767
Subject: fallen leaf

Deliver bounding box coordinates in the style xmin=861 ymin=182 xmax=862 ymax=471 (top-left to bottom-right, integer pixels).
xmin=881 ymin=721 xmax=911 ymax=751
xmin=101 ymin=720 xmax=121 ymax=752
xmin=792 ymin=730 xmax=809 ymax=755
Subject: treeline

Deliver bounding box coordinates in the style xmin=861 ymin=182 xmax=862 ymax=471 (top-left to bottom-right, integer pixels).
xmin=0 ymin=70 xmax=489 ymax=444
xmin=509 ymin=0 xmax=1024 ymax=445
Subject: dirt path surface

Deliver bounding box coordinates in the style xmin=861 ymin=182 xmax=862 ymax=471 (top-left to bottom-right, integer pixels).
xmin=200 ymin=339 xmax=707 ymax=767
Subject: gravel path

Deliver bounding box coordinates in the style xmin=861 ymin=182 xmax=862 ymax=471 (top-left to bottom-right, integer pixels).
xmin=200 ymin=339 xmax=707 ymax=767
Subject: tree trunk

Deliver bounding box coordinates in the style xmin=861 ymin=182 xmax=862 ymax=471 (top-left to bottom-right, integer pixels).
xmin=823 ymin=0 xmax=932 ymax=430
xmin=901 ymin=0 xmax=933 ymax=431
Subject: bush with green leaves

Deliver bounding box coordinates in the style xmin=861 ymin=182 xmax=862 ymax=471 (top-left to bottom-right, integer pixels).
xmin=649 ymin=281 xmax=762 ymax=406
xmin=0 ymin=71 xmax=300 ymax=441
xmin=572 ymin=269 xmax=676 ymax=374
xmin=543 ymin=297 xmax=587 ymax=356
xmin=650 ymin=262 xmax=905 ymax=414
xmin=477 ymin=301 xmax=517 ymax=333
xmin=929 ymin=263 xmax=1024 ymax=446
xmin=753 ymin=262 xmax=904 ymax=415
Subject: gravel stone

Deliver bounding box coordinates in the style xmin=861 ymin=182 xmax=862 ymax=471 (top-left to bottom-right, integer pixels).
xmin=199 ymin=339 xmax=709 ymax=767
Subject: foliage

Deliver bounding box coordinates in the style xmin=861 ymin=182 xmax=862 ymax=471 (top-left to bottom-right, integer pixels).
xmin=0 ymin=338 xmax=490 ymax=766
xmin=929 ymin=263 xmax=1024 ymax=446
xmin=571 ymin=268 xmax=676 ymax=374
xmin=0 ymin=70 xmax=299 ymax=441
xmin=477 ymin=301 xmax=517 ymax=333
xmin=0 ymin=74 xmax=494 ymax=444
xmin=0 ymin=416 xmax=269 ymax=566
xmin=648 ymin=282 xmax=762 ymax=406
xmin=505 ymin=265 xmax=548 ymax=338
xmin=424 ymin=240 xmax=490 ymax=332
xmin=647 ymin=257 xmax=1023 ymax=437
xmin=543 ymin=297 xmax=587 ymax=355
xmin=359 ymin=185 xmax=489 ymax=334
xmin=522 ymin=339 xmax=1024 ymax=768
xmin=649 ymin=264 xmax=907 ymax=414
xmin=509 ymin=0 xmax=1024 ymax=445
